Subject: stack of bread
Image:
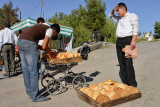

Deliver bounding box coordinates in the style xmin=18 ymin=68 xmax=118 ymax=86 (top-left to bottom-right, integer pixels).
xmin=42 ymin=52 xmax=81 ymax=60
xmin=80 ymin=80 xmax=140 ymax=104
xmin=56 ymin=52 xmax=81 ymax=59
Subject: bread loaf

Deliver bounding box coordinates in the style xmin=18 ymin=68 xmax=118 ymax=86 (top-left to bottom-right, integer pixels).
xmin=115 ymin=83 xmax=127 ymax=89
xmin=80 ymin=87 xmax=93 ymax=97
xmin=96 ymin=95 xmax=110 ymax=104
xmin=89 ymin=84 xmax=97 ymax=89
xmin=80 ymin=87 xmax=88 ymax=93
xmin=105 ymin=91 xmax=120 ymax=100
xmin=91 ymin=91 xmax=101 ymax=100
xmin=98 ymin=82 xmax=105 ymax=87
xmin=56 ymin=53 xmax=64 ymax=59
xmin=125 ymin=86 xmax=139 ymax=94
xmin=104 ymin=80 xmax=115 ymax=85
xmin=80 ymin=87 xmax=102 ymax=100
xmin=90 ymin=85 xmax=99 ymax=91
xmin=98 ymin=88 xmax=110 ymax=96
xmin=113 ymin=87 xmax=129 ymax=97
xmin=102 ymin=84 xmax=116 ymax=91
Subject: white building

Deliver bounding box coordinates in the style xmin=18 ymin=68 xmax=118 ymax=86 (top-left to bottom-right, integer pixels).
xmin=144 ymin=32 xmax=154 ymax=41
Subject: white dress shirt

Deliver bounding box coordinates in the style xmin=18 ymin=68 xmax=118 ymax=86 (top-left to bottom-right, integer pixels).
xmin=109 ymin=12 xmax=139 ymax=38
xmin=0 ymin=28 xmax=18 ymax=51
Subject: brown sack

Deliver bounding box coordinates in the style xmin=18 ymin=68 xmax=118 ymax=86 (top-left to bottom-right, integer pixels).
xmin=122 ymin=45 xmax=137 ymax=59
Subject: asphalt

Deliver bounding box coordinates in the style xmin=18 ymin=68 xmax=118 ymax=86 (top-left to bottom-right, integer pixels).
xmin=0 ymin=42 xmax=160 ymax=107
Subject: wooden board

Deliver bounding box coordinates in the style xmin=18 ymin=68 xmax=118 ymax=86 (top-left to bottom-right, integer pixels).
xmin=77 ymin=90 xmax=141 ymax=107
xmin=48 ymin=56 xmax=82 ymax=65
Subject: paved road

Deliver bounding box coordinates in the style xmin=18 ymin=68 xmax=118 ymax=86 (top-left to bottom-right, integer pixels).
xmin=0 ymin=42 xmax=160 ymax=107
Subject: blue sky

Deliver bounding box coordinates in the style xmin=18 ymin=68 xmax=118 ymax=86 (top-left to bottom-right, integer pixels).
xmin=0 ymin=0 xmax=160 ymax=35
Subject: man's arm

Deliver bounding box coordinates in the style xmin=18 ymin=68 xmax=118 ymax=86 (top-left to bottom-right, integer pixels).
xmin=13 ymin=31 xmax=18 ymax=46
xmin=0 ymin=31 xmax=2 ymax=52
xmin=0 ymin=42 xmax=2 ymax=53
xmin=130 ymin=35 xmax=137 ymax=50
xmin=111 ymin=5 xmax=119 ymax=15
xmin=42 ymin=36 xmax=51 ymax=54
xmin=109 ymin=5 xmax=120 ymax=21
xmin=130 ymin=14 xmax=139 ymax=49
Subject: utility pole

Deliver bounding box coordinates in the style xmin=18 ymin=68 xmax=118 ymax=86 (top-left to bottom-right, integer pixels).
xmin=40 ymin=0 xmax=43 ymax=17
xmin=20 ymin=11 xmax=21 ymax=21
xmin=43 ymin=11 xmax=44 ymax=18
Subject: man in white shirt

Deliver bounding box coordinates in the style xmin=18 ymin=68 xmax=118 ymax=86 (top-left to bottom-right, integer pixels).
xmin=110 ymin=3 xmax=139 ymax=87
xmin=0 ymin=22 xmax=18 ymax=77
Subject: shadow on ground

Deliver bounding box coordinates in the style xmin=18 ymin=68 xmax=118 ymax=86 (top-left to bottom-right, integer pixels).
xmin=39 ymin=70 xmax=101 ymax=96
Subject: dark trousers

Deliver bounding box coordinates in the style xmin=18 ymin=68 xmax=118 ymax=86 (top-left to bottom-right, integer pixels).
xmin=2 ymin=44 xmax=16 ymax=75
xmin=116 ymin=36 xmax=137 ymax=87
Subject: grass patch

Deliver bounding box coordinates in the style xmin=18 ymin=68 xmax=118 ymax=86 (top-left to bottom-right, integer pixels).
xmin=136 ymin=37 xmax=160 ymax=43
xmin=136 ymin=37 xmax=148 ymax=42
xmin=149 ymin=39 xmax=160 ymax=42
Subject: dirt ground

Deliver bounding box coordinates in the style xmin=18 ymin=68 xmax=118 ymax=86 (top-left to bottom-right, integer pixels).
xmin=0 ymin=42 xmax=160 ymax=107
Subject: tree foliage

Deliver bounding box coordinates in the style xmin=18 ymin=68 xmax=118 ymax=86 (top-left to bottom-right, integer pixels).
xmin=48 ymin=0 xmax=117 ymax=46
xmin=154 ymin=21 xmax=160 ymax=39
xmin=85 ymin=0 xmax=106 ymax=31
xmin=0 ymin=1 xmax=19 ymax=30
xmin=101 ymin=18 xmax=117 ymax=43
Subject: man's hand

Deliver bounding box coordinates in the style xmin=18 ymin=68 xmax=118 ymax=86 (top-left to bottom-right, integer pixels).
xmin=50 ymin=49 xmax=56 ymax=53
xmin=130 ymin=35 xmax=137 ymax=50
xmin=113 ymin=5 xmax=119 ymax=11
xmin=130 ymin=39 xmax=136 ymax=50
xmin=111 ymin=5 xmax=119 ymax=15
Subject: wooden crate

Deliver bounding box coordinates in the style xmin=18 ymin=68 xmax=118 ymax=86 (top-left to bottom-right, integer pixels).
xmin=48 ymin=56 xmax=82 ymax=65
xmin=77 ymin=90 xmax=141 ymax=107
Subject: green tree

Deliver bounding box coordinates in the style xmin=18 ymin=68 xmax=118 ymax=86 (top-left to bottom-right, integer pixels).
xmin=85 ymin=0 xmax=106 ymax=31
xmin=48 ymin=0 xmax=118 ymax=46
xmin=138 ymin=32 xmax=141 ymax=36
xmin=154 ymin=21 xmax=160 ymax=39
xmin=0 ymin=9 xmax=3 ymax=30
xmin=149 ymin=31 xmax=152 ymax=35
xmin=73 ymin=24 xmax=91 ymax=46
xmin=1 ymin=1 xmax=19 ymax=26
xmin=67 ymin=5 xmax=87 ymax=28
xmin=101 ymin=18 xmax=117 ymax=43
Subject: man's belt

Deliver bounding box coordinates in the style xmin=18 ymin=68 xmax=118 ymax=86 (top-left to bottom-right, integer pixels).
xmin=3 ymin=43 xmax=14 ymax=45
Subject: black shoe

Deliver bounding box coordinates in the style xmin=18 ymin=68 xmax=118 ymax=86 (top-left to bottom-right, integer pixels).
xmin=13 ymin=73 xmax=18 ymax=76
xmin=32 ymin=96 xmax=51 ymax=102
xmin=3 ymin=73 xmax=9 ymax=77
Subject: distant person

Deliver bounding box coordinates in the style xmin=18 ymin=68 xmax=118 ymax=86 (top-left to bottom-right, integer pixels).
xmin=37 ymin=17 xmax=47 ymax=79
xmin=0 ymin=22 xmax=18 ymax=77
xmin=37 ymin=17 xmax=45 ymax=24
xmin=37 ymin=17 xmax=59 ymax=79
xmin=17 ymin=21 xmax=60 ymax=102
xmin=17 ymin=30 xmax=22 ymax=38
xmin=110 ymin=3 xmax=139 ymax=87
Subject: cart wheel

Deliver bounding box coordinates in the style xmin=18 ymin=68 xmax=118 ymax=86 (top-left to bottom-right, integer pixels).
xmin=47 ymin=79 xmax=62 ymax=96
xmin=41 ymin=74 xmax=54 ymax=88
xmin=72 ymin=75 xmax=86 ymax=90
